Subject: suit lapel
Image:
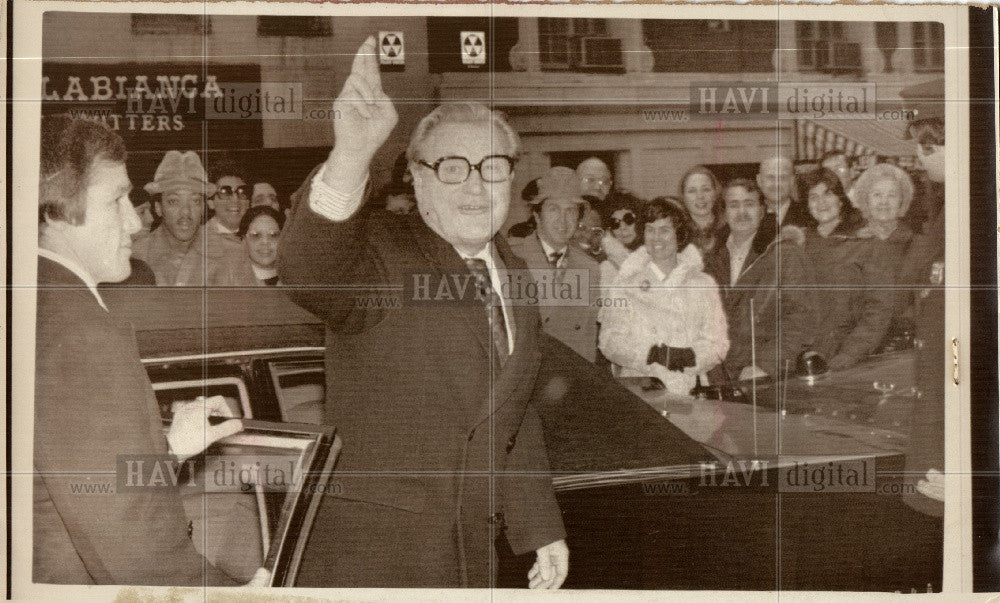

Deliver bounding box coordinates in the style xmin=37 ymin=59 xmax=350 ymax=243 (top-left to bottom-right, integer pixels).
xmin=406 ymin=217 xmax=492 ymax=361
xmin=469 ymin=236 xmax=537 ymax=429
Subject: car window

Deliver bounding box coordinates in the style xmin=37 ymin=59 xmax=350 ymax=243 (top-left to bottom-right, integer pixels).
xmin=152 ymin=376 xmax=252 ymax=419
xmin=267 ymin=360 xmax=325 ymax=424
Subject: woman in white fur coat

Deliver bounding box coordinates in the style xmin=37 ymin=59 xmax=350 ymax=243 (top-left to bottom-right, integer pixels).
xmin=599 ymin=197 xmax=729 ymax=395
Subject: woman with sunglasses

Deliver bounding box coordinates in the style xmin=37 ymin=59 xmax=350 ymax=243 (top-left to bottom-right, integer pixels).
xmin=211 ymin=205 xmax=285 ymax=286
xmin=679 ymin=165 xmax=724 ymax=253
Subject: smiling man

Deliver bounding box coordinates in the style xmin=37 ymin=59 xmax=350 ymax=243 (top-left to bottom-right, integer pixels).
xmin=131 ymin=150 xmax=216 ymax=285
xmin=278 ymin=36 xmax=568 ymax=589
xmin=510 ymin=166 xmax=601 ymax=362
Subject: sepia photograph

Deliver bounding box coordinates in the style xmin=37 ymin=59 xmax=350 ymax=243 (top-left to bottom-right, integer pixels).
xmin=6 ymin=2 xmax=992 ymax=599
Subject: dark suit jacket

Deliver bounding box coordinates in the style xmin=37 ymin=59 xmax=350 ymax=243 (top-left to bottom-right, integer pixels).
xmin=705 ymin=228 xmax=815 ymax=379
xmin=278 ymin=171 xmax=565 ymax=587
xmin=33 ymin=256 xmax=236 ymax=586
xmin=508 ymin=233 xmax=600 ymax=362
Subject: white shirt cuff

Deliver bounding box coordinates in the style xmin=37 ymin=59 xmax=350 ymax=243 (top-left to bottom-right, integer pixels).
xmin=308 ymin=163 xmax=368 ymax=221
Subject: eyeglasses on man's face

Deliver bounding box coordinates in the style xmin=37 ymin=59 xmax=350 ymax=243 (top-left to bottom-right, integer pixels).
xmin=215 ymin=185 xmax=251 ymax=199
xmin=417 ymin=155 xmax=516 ymax=184
xmin=583 ymin=177 xmax=611 ymax=187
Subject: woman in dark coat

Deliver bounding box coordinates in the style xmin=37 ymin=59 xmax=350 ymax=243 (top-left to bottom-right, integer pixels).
xmin=798 ymin=168 xmax=896 ymax=371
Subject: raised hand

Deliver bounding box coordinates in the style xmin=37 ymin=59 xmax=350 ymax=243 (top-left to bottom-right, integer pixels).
xmin=328 ymin=35 xmax=398 ymax=180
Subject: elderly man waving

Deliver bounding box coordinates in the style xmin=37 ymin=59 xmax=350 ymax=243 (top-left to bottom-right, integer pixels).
xmin=278 ymin=36 xmax=568 ymax=589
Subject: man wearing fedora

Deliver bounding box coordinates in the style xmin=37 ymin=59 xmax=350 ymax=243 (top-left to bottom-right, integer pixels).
xmin=132 ymin=150 xmax=216 ymax=286
xmin=509 ymin=166 xmax=601 ymax=363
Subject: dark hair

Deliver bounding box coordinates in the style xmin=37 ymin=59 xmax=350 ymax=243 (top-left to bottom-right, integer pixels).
xmin=39 ymin=114 xmax=127 ymax=225
xmin=529 ymin=197 xmax=587 ymax=222
xmin=237 ymin=204 xmax=285 ymax=239
xmin=643 ymin=197 xmax=691 ymax=252
xmin=520 ymin=178 xmax=540 ymax=202
xmin=720 ymin=177 xmax=764 ymax=207
xmin=799 ymin=168 xmax=864 ymax=234
xmin=601 ymin=191 xmax=644 ymax=249
xmin=907 ymin=119 xmax=945 ymax=148
xmin=207 ymin=154 xmax=250 ymax=185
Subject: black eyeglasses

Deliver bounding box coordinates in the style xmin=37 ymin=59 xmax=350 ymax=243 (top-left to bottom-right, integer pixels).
xmin=610 ymin=212 xmax=636 ymax=230
xmin=417 ymin=155 xmax=515 ymax=184
xmin=215 ymin=185 xmax=251 ymax=199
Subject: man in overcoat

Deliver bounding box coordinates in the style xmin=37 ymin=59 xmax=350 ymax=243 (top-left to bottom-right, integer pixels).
xmin=278 ymin=36 xmax=568 ymax=589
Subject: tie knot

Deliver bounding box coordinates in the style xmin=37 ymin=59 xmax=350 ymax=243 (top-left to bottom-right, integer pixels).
xmin=548 ymin=251 xmax=563 ymax=267
xmin=464 ymin=257 xmax=489 ymax=274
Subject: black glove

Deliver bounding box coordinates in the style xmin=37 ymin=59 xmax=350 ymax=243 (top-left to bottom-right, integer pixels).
xmin=647 ymin=345 xmax=696 ymax=372
xmin=647 ymin=344 xmax=667 ymax=367
xmin=666 ymin=347 xmax=696 ymax=371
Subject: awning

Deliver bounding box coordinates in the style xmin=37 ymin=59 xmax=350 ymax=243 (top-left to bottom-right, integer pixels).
xmin=797 ymin=118 xmax=915 ymax=160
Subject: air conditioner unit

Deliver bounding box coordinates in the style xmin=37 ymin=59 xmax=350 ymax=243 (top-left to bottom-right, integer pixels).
xmin=575 ymin=37 xmax=624 ymax=71
xmin=819 ymin=42 xmax=863 ymax=73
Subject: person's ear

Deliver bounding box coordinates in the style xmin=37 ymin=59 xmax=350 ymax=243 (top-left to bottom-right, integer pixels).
xmin=408 ymin=164 xmax=423 ymax=187
xmin=41 ymin=212 xmax=70 ymax=232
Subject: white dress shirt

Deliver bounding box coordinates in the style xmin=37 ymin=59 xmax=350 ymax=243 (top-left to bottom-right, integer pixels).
xmin=38 ymin=248 xmax=107 ymax=311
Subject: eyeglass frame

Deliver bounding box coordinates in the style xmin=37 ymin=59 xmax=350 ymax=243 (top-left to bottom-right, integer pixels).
xmin=416 ymin=155 xmax=516 ymax=184
xmin=609 ymin=212 xmax=636 ymax=230
xmin=215 ymin=184 xmax=252 ymax=199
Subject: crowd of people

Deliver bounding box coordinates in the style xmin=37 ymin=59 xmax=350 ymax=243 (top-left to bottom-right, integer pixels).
xmin=32 ymin=33 xmax=946 ymax=587
xmin=109 ymin=118 xmax=942 ymax=396
xmin=444 ymin=146 xmax=941 ymax=395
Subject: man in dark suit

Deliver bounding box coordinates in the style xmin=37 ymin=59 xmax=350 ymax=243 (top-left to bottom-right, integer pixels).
xmin=509 ymin=166 xmax=601 ymax=362
xmin=278 ymin=36 xmax=568 ymax=588
xmin=705 ymin=178 xmax=814 ymax=382
xmin=33 ymin=115 xmax=263 ymax=586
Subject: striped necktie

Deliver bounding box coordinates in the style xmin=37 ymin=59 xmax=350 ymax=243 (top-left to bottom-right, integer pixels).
xmin=464 ymin=257 xmax=509 ymax=366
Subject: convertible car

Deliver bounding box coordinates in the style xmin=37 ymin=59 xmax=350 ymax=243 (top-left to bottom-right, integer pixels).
xmin=102 ymin=286 xmax=942 ymax=590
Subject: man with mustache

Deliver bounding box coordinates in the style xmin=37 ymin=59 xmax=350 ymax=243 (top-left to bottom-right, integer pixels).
xmin=705 ymin=178 xmax=814 ymax=382
xmin=132 ymin=150 xmax=216 ymax=286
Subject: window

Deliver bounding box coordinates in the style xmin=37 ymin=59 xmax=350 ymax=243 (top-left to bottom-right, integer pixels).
xmin=539 ymin=18 xmax=620 ymax=72
xmin=256 ymin=16 xmax=332 ymax=38
xmin=131 ymin=14 xmax=209 ymax=36
xmin=796 ymin=21 xmax=845 ymax=71
xmin=267 ymin=359 xmax=326 ymax=424
xmin=912 ymin=22 xmax=944 ymax=71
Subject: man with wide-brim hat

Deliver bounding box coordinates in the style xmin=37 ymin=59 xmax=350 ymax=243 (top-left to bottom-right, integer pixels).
xmin=509 ymin=166 xmax=602 ymax=362
xmin=132 ymin=150 xmax=217 ymax=285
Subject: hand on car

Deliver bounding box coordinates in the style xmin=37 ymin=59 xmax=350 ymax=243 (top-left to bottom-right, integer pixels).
xmin=529 ymin=539 xmax=569 ymax=589
xmin=324 ymin=35 xmax=399 ymax=191
xmin=166 ymin=395 xmax=242 ymax=462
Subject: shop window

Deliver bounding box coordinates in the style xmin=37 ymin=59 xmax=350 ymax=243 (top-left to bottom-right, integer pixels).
xmin=131 ymin=14 xmax=210 ymax=36
xmin=796 ymin=21 xmax=845 ymax=71
xmin=539 ymin=18 xmax=623 ymax=73
xmin=257 ymin=16 xmax=332 ymax=37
